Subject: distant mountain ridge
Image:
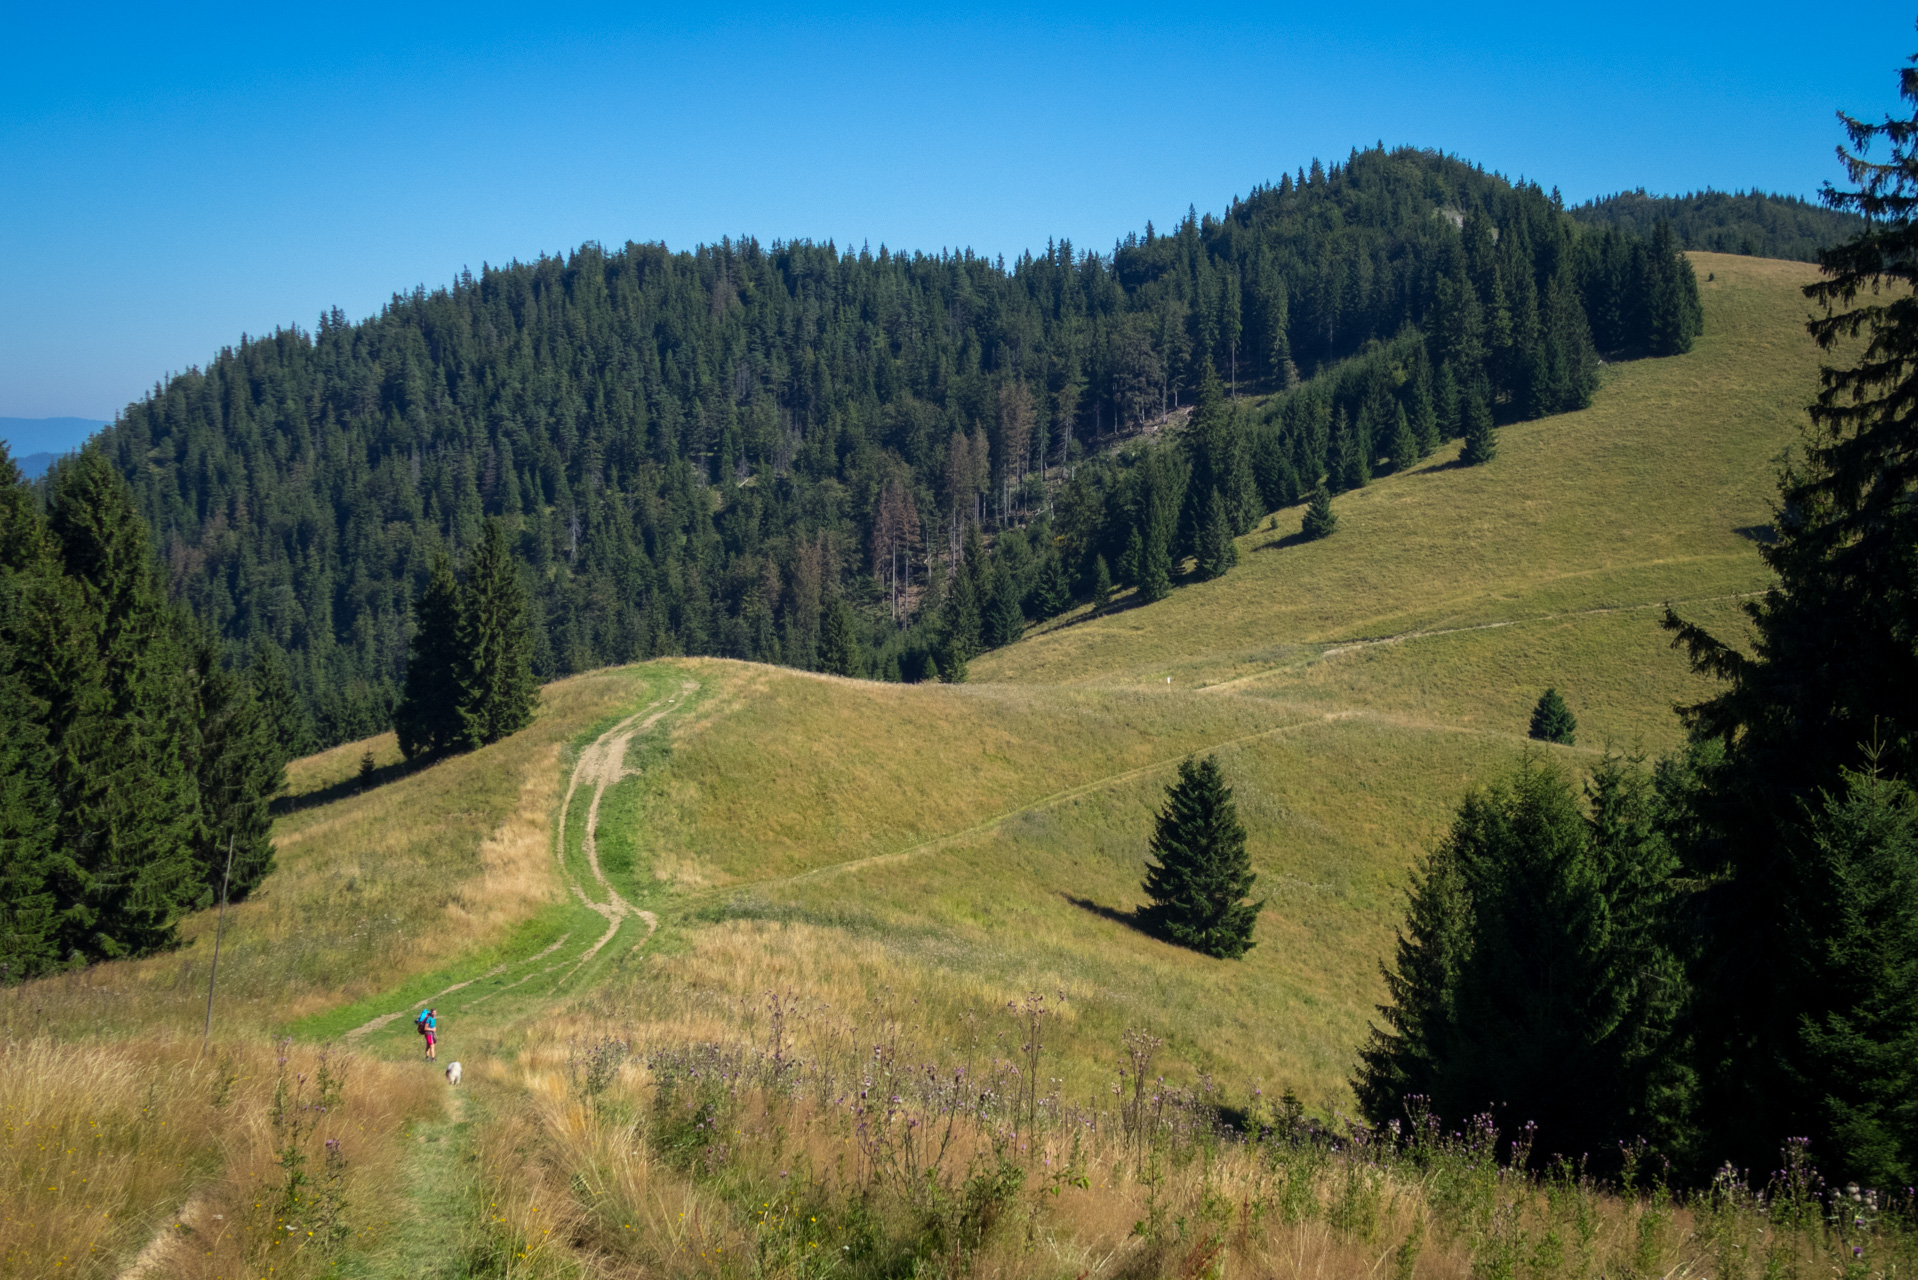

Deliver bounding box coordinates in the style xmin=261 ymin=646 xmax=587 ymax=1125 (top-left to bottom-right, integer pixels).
xmin=0 ymin=417 xmax=107 ymax=478
xmin=1568 ymin=189 xmax=1860 ymax=263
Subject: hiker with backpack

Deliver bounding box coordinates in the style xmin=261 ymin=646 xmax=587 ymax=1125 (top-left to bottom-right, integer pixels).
xmin=416 ymin=1007 xmax=438 ymax=1061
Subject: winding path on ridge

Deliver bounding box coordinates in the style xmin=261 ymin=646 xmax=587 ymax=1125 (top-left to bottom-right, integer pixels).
xmin=551 ymin=679 xmax=699 ymax=986
xmin=343 ymin=677 xmax=697 ymax=1040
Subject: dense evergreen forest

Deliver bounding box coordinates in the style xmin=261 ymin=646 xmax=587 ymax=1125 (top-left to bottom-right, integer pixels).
xmin=95 ymin=146 xmax=1696 ymax=747
xmin=1359 ymin=57 xmax=1918 ymax=1188
xmin=0 ymin=449 xmax=287 ymax=977
xmin=1570 ymin=188 xmax=1862 ymax=262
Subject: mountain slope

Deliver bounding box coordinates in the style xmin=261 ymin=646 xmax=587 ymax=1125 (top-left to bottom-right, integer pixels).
xmin=976 ymin=252 xmax=1814 ymax=744
xmin=2 ymin=250 xmax=1820 ymax=1277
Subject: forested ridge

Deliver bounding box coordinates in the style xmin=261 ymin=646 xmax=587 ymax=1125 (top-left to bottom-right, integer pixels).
xmin=97 ymin=145 xmax=1697 ymax=746
xmin=1570 ymin=188 xmax=1863 ymax=263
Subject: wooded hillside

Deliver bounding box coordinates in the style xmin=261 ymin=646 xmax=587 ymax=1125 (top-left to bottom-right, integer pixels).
xmin=98 ymin=146 xmax=1694 ymax=745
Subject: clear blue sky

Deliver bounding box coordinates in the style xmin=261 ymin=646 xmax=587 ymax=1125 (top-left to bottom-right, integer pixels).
xmin=2 ymin=2 xmax=1910 ymax=422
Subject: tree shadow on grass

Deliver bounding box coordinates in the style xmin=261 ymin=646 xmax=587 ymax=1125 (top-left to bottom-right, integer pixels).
xmin=271 ymin=757 xmax=419 ymax=816
xmin=1025 ymin=590 xmax=1151 ymax=638
xmin=1061 ymin=893 xmax=1161 ymax=942
xmin=1255 ymin=529 xmax=1312 ymax=552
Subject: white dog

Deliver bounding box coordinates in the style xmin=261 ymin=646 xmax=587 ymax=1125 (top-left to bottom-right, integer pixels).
xmin=445 ymin=1061 xmax=462 ymax=1085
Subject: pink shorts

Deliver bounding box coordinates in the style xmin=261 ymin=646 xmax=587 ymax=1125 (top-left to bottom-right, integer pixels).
xmin=424 ymin=1032 xmax=435 ymax=1047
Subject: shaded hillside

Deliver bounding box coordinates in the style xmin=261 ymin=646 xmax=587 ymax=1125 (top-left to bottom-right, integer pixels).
xmin=98 ymin=147 xmax=1690 ymax=745
xmin=1570 ymin=187 xmax=1861 ymax=262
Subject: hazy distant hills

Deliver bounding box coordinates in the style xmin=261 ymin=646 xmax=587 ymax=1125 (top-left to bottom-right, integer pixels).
xmin=0 ymin=416 xmax=107 ymax=478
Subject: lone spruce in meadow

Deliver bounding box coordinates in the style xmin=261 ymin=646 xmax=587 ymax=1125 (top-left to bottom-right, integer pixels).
xmin=1529 ymin=688 xmax=1577 ymax=745
xmin=1140 ymin=755 xmax=1263 ymax=958
xmin=1301 ymin=484 xmax=1337 ymax=540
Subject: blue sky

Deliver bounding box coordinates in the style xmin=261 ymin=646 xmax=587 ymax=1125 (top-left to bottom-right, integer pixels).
xmin=2 ymin=2 xmax=1910 ymax=422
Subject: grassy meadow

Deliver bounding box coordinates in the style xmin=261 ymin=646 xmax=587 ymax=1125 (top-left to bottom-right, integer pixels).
xmin=1 ymin=250 xmax=1860 ymax=1278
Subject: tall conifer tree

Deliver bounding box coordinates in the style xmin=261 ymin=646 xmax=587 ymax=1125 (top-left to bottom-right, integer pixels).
xmin=1140 ymin=755 xmax=1263 ymax=959
xmin=187 ymin=639 xmax=281 ymax=898
xmin=819 ymin=598 xmax=863 ymax=677
xmin=394 ymin=553 xmax=466 ymax=760
xmin=0 ymin=446 xmax=58 ymax=978
xmin=1460 ymin=384 xmax=1497 ymax=465
xmin=985 ymin=564 xmax=1025 ymax=646
xmin=1196 ymin=488 xmax=1239 ymax=580
xmin=1301 ymin=484 xmax=1337 ymax=540
xmin=1389 ymin=404 xmax=1420 ymax=473
xmin=456 ymin=520 xmax=539 ymax=747
xmin=1139 ymin=522 xmax=1173 ymax=603
xmin=41 ymin=452 xmax=200 ymax=959
xmin=1663 ymin=53 xmax=1918 ymax=1178
xmin=1357 ymin=760 xmax=1685 ymax=1168
xmin=248 ymin=639 xmax=313 ymax=763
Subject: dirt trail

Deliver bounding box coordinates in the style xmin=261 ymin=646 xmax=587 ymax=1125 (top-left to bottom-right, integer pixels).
xmin=115 ymin=1194 xmax=208 ymax=1280
xmin=343 ymin=677 xmax=695 ymax=1038
xmin=552 ymin=680 xmax=695 ymax=986
xmin=1197 ymin=591 xmax=1762 ymax=695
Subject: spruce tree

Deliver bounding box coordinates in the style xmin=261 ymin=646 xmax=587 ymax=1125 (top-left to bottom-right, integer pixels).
xmin=1389 ymin=404 xmax=1420 ymax=473
xmin=1787 ymin=764 xmax=1918 ymax=1187
xmin=248 ymin=639 xmax=313 ymax=763
xmin=1529 ymin=688 xmax=1577 ymax=745
xmin=187 ymin=638 xmax=281 ymax=899
xmin=457 ymin=520 xmax=539 ymax=747
xmin=1460 ymin=384 xmax=1497 ymax=465
xmin=1354 ymin=820 xmax=1470 ymax=1121
xmin=40 ymin=452 xmax=201 ymax=960
xmin=1357 ymin=760 xmax=1686 ymax=1168
xmin=1644 ymin=221 xmax=1704 ymax=356
xmin=1434 ymin=361 xmax=1462 ymax=439
xmin=1196 ymin=488 xmax=1239 ymax=580
xmin=1091 ymin=554 xmax=1113 ymax=607
xmin=1118 ymin=526 xmax=1144 ymax=587
xmin=0 ymin=485 xmax=58 ymax=978
xmin=1139 ymin=522 xmax=1173 ymax=603
xmin=1140 ymin=755 xmax=1263 ymax=958
xmin=1301 ymin=484 xmax=1337 ymax=540
xmin=985 ymin=565 xmax=1025 ymax=647
xmin=819 ymin=597 xmax=863 ymax=677
xmin=394 ymin=553 xmax=466 ymax=760
xmin=937 ymin=563 xmax=980 ymax=682
xmin=1333 ymin=407 xmax=1369 ymax=491
xmin=1661 ymin=56 xmax=1918 ymax=1178
xmin=1031 ymin=553 xmax=1069 ymax=620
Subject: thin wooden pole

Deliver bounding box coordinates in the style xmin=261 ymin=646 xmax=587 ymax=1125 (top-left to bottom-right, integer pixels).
xmin=200 ymin=834 xmax=235 ymax=1060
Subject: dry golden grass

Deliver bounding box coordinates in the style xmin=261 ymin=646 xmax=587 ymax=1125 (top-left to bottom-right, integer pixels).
xmin=0 ymin=1035 xmax=437 ymax=1280
xmin=455 ymin=975 xmax=1858 ymax=1280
